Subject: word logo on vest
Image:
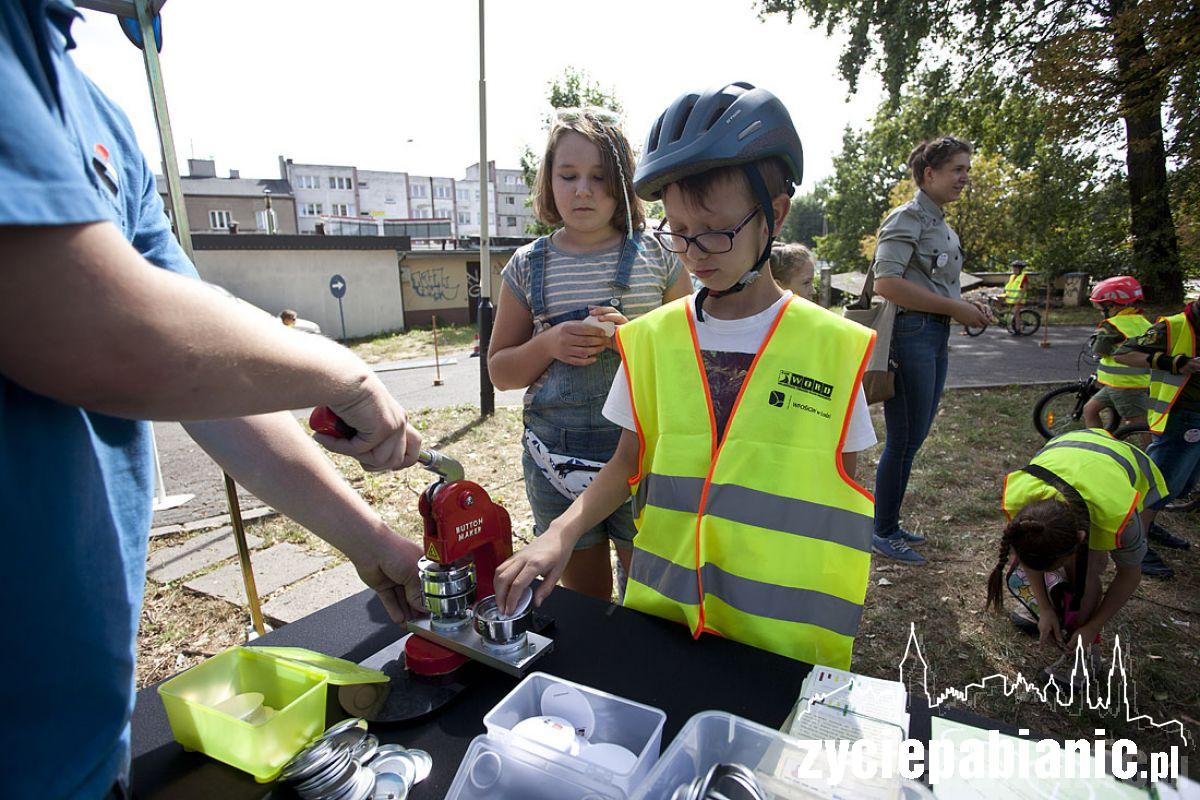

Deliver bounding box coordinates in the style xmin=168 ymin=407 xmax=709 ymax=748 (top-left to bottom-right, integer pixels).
xmin=770 ymin=370 xmax=835 ymax=420
xmin=777 ymin=370 xmax=834 ymax=400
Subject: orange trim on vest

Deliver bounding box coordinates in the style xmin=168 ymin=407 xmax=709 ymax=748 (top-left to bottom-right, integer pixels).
xmin=615 ymin=329 xmax=646 ymax=489
xmin=1113 ymin=493 xmax=1140 ymax=549
xmin=837 ymin=328 xmax=877 ymax=503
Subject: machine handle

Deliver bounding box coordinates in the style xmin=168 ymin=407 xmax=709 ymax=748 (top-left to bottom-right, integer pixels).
xmin=309 ymin=406 xmax=465 ymax=482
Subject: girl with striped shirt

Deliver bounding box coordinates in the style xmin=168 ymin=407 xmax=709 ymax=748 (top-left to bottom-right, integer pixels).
xmin=488 ymin=108 xmax=689 ymax=603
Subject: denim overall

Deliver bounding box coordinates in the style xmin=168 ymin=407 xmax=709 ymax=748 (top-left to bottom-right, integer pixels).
xmin=521 ymin=234 xmax=641 ymax=548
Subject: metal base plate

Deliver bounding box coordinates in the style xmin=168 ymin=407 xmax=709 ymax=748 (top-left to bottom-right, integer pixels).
xmin=406 ymin=619 xmax=553 ymax=677
xmin=337 ymin=634 xmax=477 ymax=723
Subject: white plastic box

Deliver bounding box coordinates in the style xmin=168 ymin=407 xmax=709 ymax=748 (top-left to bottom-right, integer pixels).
xmin=447 ymin=672 xmax=667 ymax=799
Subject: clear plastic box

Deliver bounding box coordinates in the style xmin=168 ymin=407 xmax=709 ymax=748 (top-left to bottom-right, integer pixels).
xmin=631 ymin=710 xmax=910 ymax=800
xmin=445 ymin=734 xmax=625 ymax=800
xmin=483 ymin=672 xmax=666 ymax=796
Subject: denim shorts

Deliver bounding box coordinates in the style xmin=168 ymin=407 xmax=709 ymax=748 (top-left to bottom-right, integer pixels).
xmin=521 ymin=447 xmax=636 ymax=550
xmin=1147 ymin=406 xmax=1200 ymax=507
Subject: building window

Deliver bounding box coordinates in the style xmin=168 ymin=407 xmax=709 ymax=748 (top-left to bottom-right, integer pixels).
xmin=209 ymin=209 xmax=232 ymax=229
xmin=301 ymin=202 xmax=323 ymax=216
xmin=505 ymin=195 xmax=515 ymax=205
xmin=411 ymin=184 xmax=427 ymax=198
xmin=456 ymin=189 xmax=469 ymax=202
xmin=297 ymin=175 xmax=320 ymax=189
xmin=474 ymin=191 xmax=480 ymax=200
xmin=457 ymin=211 xmax=471 ymax=224
xmin=504 ymin=174 xmax=517 ymax=185
xmin=435 ymin=185 xmax=451 ymax=199
xmin=331 ymin=203 xmax=350 ymax=216
xmin=328 ymin=176 xmax=352 ymax=190
xmin=506 ymin=216 xmax=517 ymax=227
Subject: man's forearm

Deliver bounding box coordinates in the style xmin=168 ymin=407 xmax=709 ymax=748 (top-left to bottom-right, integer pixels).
xmin=0 ymin=223 xmax=372 ymax=420
xmin=183 ymin=413 xmax=391 ymax=564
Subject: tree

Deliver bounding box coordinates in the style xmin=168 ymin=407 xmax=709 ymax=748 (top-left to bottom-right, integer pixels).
xmin=778 ymin=191 xmax=826 ymax=246
xmin=521 ymin=68 xmax=624 ymax=236
xmin=757 ymin=0 xmax=1196 ymax=302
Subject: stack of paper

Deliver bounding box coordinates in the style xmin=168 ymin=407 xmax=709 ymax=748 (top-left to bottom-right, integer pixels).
xmin=787 ymin=665 xmax=910 ymax=743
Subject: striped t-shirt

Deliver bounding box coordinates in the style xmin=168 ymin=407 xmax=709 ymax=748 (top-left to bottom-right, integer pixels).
xmin=502 ymin=229 xmax=683 ymax=403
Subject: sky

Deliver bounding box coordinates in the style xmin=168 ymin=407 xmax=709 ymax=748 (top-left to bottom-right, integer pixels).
xmin=71 ymin=0 xmax=886 ymax=188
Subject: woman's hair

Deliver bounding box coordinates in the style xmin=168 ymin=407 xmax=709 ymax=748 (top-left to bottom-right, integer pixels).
xmin=908 ymin=136 xmax=973 ymax=186
xmin=985 ymin=499 xmax=1083 ymax=612
xmin=532 ymin=107 xmax=644 ymax=234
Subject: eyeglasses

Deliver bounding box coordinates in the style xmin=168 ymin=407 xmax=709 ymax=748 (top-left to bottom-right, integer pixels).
xmin=653 ymin=207 xmax=761 ymax=255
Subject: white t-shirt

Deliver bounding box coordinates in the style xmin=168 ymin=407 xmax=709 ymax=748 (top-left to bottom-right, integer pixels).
xmin=603 ymin=292 xmax=878 ymax=453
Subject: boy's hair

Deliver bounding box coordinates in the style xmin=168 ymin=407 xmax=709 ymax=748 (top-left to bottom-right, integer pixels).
xmin=670 ymin=157 xmax=792 ymax=213
xmin=985 ymin=499 xmax=1082 ymax=612
xmin=532 ymin=107 xmax=644 ymax=234
xmin=770 ymin=243 xmax=816 ymax=292
xmin=280 ymin=309 xmax=298 ymax=324
xmin=908 ymin=137 xmax=973 ymax=187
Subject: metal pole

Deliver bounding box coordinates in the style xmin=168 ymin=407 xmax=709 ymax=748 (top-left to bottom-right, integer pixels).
xmin=432 ymin=315 xmax=444 ymax=386
xmin=1040 ymin=278 xmax=1052 ymax=349
xmin=338 ymin=297 xmax=347 ymax=342
xmin=477 ymin=0 xmax=496 ymax=417
xmin=135 ymin=0 xmax=259 ymax=625
xmin=135 ymin=0 xmax=191 ymax=262
xmin=224 ymin=474 xmax=266 ymax=637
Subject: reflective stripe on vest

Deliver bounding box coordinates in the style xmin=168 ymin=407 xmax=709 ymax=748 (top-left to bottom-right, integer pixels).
xmin=1096 ymin=311 xmax=1151 ymax=389
xmin=1005 ymin=273 xmax=1028 ymax=303
xmin=1006 ymin=429 xmax=1168 ymax=549
xmin=1147 ymin=313 xmax=1195 ymax=433
xmin=616 ymin=295 xmax=875 ymax=668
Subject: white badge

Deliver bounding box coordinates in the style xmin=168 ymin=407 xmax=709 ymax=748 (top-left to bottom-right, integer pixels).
xmin=936 ymin=252 xmax=949 ymax=269
xmin=1185 ymin=429 xmax=1200 ymax=444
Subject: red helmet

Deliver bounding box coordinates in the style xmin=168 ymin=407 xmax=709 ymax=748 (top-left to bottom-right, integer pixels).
xmin=1090 ymin=276 xmax=1144 ymax=306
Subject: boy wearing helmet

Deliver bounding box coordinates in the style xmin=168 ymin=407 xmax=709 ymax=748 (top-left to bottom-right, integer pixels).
xmin=1005 ymin=259 xmax=1031 ymax=335
xmin=1083 ymin=276 xmax=1151 ymax=430
xmin=495 ymin=83 xmax=877 ymax=668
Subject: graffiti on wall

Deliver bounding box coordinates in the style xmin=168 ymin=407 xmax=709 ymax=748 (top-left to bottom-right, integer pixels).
xmin=409 ymin=267 xmax=461 ymax=302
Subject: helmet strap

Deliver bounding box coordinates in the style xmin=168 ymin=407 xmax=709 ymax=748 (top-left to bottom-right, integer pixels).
xmin=695 ymin=165 xmax=777 ymax=322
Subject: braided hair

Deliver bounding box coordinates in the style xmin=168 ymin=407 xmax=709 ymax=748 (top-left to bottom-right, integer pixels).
xmin=985 ymin=499 xmax=1083 ymax=612
xmin=908 ymin=136 xmax=973 ymax=187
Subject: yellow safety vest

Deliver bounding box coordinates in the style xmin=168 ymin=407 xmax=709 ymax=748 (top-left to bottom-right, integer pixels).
xmin=1002 ymin=429 xmax=1167 ymax=551
xmin=1147 ymin=313 xmax=1195 ymax=433
xmin=615 ymin=295 xmax=875 ymax=669
xmin=1005 ymin=273 xmax=1029 ymax=304
xmin=1096 ymin=309 xmax=1152 ymax=389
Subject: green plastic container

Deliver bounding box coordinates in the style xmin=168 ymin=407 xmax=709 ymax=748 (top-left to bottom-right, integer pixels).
xmin=157 ymin=646 xmax=387 ymax=782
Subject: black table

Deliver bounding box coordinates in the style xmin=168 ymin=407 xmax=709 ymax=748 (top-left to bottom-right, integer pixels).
xmin=131 ymin=588 xmax=1005 ymax=798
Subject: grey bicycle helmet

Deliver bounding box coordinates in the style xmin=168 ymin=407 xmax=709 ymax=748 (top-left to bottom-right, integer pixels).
xmin=635 ymin=82 xmax=803 ymax=315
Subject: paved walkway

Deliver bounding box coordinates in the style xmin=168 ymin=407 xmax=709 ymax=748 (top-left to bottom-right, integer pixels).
xmin=148 ymin=325 xmax=1098 ymax=627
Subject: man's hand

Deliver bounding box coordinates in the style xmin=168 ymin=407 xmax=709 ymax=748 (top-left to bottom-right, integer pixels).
xmin=545 ymin=321 xmax=609 ymax=366
xmin=315 ymin=375 xmax=423 ymax=471
xmin=494 ymin=525 xmax=575 ymax=616
xmin=351 ymin=533 xmax=427 ymax=624
xmin=1038 ymin=612 xmax=1066 ymax=649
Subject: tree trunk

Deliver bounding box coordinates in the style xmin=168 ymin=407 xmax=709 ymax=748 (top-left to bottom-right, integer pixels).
xmin=1110 ymin=0 xmax=1183 ymax=304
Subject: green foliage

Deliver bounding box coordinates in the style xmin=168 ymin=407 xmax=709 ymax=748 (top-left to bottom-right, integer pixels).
xmin=778 ymin=191 xmax=826 ymax=246
xmin=522 ymin=67 xmax=624 ymax=236
xmin=811 ymin=69 xmax=1133 ymax=281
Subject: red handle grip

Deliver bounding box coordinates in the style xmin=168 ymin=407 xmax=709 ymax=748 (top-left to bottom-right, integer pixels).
xmin=309 ymin=406 xmax=357 ymax=439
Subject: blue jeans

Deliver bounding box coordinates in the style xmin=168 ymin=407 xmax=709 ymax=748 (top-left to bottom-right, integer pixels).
xmin=1146 ymin=407 xmax=1200 ymax=508
xmin=874 ymin=312 xmax=950 ymax=537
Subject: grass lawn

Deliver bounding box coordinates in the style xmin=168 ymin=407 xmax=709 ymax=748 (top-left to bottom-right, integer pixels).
xmin=346 ymin=322 xmax=476 ymax=365
xmin=137 ymin=388 xmax=1199 ymax=762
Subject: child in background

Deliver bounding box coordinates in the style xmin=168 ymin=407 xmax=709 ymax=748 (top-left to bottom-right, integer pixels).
xmin=1083 ymin=276 xmax=1151 ymax=431
xmin=495 ymin=83 xmax=877 ymax=669
xmin=1005 ymin=259 xmax=1031 ymax=335
xmin=487 ymin=107 xmax=690 ymax=604
xmin=769 ymin=242 xmax=816 ymax=301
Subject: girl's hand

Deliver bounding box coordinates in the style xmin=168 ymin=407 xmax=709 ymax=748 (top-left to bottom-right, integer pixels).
xmin=1038 ymin=613 xmax=1066 ymax=649
xmin=546 ymin=321 xmax=609 ymax=366
xmin=953 ymin=300 xmax=991 ymax=328
xmin=494 ymin=525 xmax=574 ymax=616
xmin=1065 ymin=621 xmax=1100 ymax=653
xmin=589 ymin=305 xmax=629 ymax=350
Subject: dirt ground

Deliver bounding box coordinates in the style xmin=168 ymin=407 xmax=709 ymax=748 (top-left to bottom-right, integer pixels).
xmin=137 ymin=387 xmax=1199 ymax=763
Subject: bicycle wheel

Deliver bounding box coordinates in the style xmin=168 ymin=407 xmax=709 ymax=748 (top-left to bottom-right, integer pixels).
xmin=1114 ymin=423 xmax=1153 ymax=451
xmin=965 ymin=322 xmax=988 ymax=337
xmin=1033 ymin=384 xmax=1091 ymax=439
xmin=1017 ymin=309 xmax=1041 ymax=336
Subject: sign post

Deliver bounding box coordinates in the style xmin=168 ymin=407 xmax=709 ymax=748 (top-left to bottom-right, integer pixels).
xmin=329 ymin=273 xmax=348 ymax=342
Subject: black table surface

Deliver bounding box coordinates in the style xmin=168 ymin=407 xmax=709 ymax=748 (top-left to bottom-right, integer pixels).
xmin=131 ymin=587 xmax=1011 ymax=799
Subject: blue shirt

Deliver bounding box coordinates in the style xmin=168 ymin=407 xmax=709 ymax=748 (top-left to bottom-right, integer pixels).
xmin=0 ymin=2 xmax=198 ymax=796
